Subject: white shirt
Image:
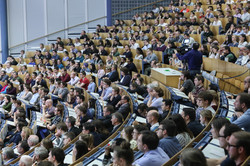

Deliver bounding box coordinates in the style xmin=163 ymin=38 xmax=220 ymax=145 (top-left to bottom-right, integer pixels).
xmin=5 ymin=67 xmax=14 ymax=74
xmin=142 ymin=44 xmax=152 ymax=50
xmin=75 ymin=42 xmax=81 ymax=47
xmin=211 ymin=20 xmax=222 ymax=27
xmin=68 ymin=76 xmax=79 ymax=85
xmin=131 ymin=43 xmax=140 ymax=50
xmin=241 ymin=12 xmax=250 ymax=23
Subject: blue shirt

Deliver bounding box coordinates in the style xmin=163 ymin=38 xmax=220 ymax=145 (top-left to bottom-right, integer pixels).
xmin=158 ymin=136 xmax=182 ymax=158
xmin=88 ymin=82 xmax=96 ymax=93
xmin=30 ymin=93 xmax=39 ymax=105
xmin=232 ymin=108 xmax=250 ymax=132
xmin=133 ymin=147 xmax=170 ymax=166
xmin=103 ymin=87 xmax=112 ymax=101
xmin=176 ymin=49 xmax=203 ymax=70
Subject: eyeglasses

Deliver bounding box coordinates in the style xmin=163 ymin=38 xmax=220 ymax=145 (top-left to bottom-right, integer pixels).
xmin=227 ymin=143 xmax=238 ymax=148
xmin=156 ymin=128 xmax=164 ymax=131
xmin=218 ymin=135 xmax=226 ymax=138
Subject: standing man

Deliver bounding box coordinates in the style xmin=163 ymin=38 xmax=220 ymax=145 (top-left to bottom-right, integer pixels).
xmin=174 ymin=42 xmax=202 ymax=77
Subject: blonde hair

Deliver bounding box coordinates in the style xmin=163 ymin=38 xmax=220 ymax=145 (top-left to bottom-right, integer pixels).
xmin=200 ymin=109 xmax=213 ymax=124
xmin=22 ymin=127 xmax=33 ymax=140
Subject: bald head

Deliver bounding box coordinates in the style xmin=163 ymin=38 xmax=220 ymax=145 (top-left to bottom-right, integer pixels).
xmin=147 ymin=110 xmax=159 ymax=125
xmin=28 ymin=135 xmax=39 ymax=147
xmin=20 ymin=155 xmax=32 ymax=166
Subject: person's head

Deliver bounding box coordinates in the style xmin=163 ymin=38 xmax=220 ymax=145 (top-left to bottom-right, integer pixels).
xmin=244 ymin=76 xmax=250 ymax=91
xmin=33 ymin=147 xmax=48 ymax=163
xmin=218 ymin=124 xmax=241 ymax=149
xmin=17 ymin=140 xmax=30 ymax=155
xmin=102 ymin=79 xmax=111 ymax=89
xmin=103 ymin=105 xmax=114 ymax=116
xmin=227 ymin=131 xmax=250 ymax=163
xmin=55 ymin=122 xmax=68 ymax=137
xmin=181 ymin=108 xmax=196 ymax=124
xmin=152 ymin=87 xmax=164 ymax=98
xmin=179 ymin=148 xmax=207 ymax=166
xmin=73 ymin=140 xmax=88 ymax=160
xmin=193 ymin=42 xmax=199 ymax=50
xmin=137 ymin=130 xmax=159 ymax=153
xmin=2 ymin=147 xmax=15 ymax=161
xmin=37 ymin=161 xmax=54 ymax=166
xmin=146 ymin=110 xmax=159 ymax=125
xmin=121 ymin=126 xmax=134 ymax=142
xmin=66 ymin=116 xmax=76 ymax=129
xmin=121 ymin=95 xmax=130 ymax=104
xmin=234 ymin=93 xmax=250 ymax=112
xmin=63 ymin=132 xmax=75 ymax=146
xmin=197 ymin=91 xmax=213 ymax=108
xmin=111 ymin=112 xmax=124 ymax=126
xmin=169 ymin=114 xmax=193 ymax=138
xmin=157 ymin=119 xmax=176 ymax=139
xmin=181 ymin=71 xmax=191 ymax=80
xmin=28 ymin=135 xmax=39 ymax=147
xmin=113 ymin=142 xmax=134 ymax=166
xmin=48 ymin=148 xmax=65 ymax=165
xmin=200 ymin=109 xmax=213 ymax=126
xmin=132 ymin=125 xmax=149 ymax=141
xmin=82 ymin=122 xmax=95 ymax=134
xmin=21 ymin=126 xmax=33 ymax=141
xmin=194 ymin=76 xmax=204 ymax=86
xmin=19 ymin=155 xmax=32 ymax=166
xmin=41 ymin=138 xmax=53 ymax=151
xmin=161 ymin=99 xmax=172 ymax=112
xmin=211 ymin=118 xmax=230 ymax=138
xmin=79 ymin=134 xmax=94 ymax=150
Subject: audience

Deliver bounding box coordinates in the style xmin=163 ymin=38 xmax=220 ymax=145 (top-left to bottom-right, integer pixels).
xmin=1 ymin=3 xmax=250 ymax=165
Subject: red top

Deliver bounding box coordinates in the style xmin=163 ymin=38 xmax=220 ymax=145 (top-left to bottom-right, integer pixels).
xmin=79 ymin=77 xmax=90 ymax=90
xmin=60 ymin=73 xmax=70 ymax=83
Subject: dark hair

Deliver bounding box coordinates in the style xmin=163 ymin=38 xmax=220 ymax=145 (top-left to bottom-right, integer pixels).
xmin=56 ymin=122 xmax=68 ymax=132
xmin=74 ymin=140 xmax=88 ymax=160
xmin=233 ymin=131 xmax=250 ymax=156
xmin=195 ymin=75 xmax=204 ymax=83
xmin=198 ymin=91 xmax=214 ymax=105
xmin=168 ymin=114 xmax=193 ymax=138
xmin=224 ymin=124 xmax=242 ymax=138
xmin=193 ymin=42 xmax=199 ymax=50
xmin=50 ymin=148 xmax=65 ymax=164
xmin=153 ymin=87 xmax=164 ymax=97
xmin=140 ymin=130 xmax=159 ymax=150
xmin=183 ymin=108 xmax=196 ymax=121
xmin=134 ymin=124 xmax=149 ymax=133
xmin=67 ymin=116 xmax=76 ymax=126
xmin=160 ymin=119 xmax=177 ymax=137
xmin=41 ymin=138 xmax=53 ymax=151
xmin=162 ymin=99 xmax=172 ymax=107
xmin=19 ymin=140 xmax=30 ymax=153
xmin=82 ymin=122 xmax=95 ymax=132
xmin=182 ymin=71 xmax=191 ymax=79
xmin=138 ymin=103 xmax=148 ymax=112
xmin=180 ymin=148 xmax=207 ymax=166
xmin=113 ymin=143 xmax=134 ymax=165
xmin=211 ymin=118 xmax=230 ymax=134
xmin=238 ymin=93 xmax=250 ymax=109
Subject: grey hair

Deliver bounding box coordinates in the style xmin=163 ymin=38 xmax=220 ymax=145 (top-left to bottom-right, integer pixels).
xmin=147 ymin=82 xmax=158 ymax=90
xmin=34 ymin=147 xmax=48 ymax=160
xmin=28 ymin=135 xmax=39 ymax=146
xmin=20 ymin=155 xmax=32 ymax=166
xmin=2 ymin=147 xmax=15 ymax=159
